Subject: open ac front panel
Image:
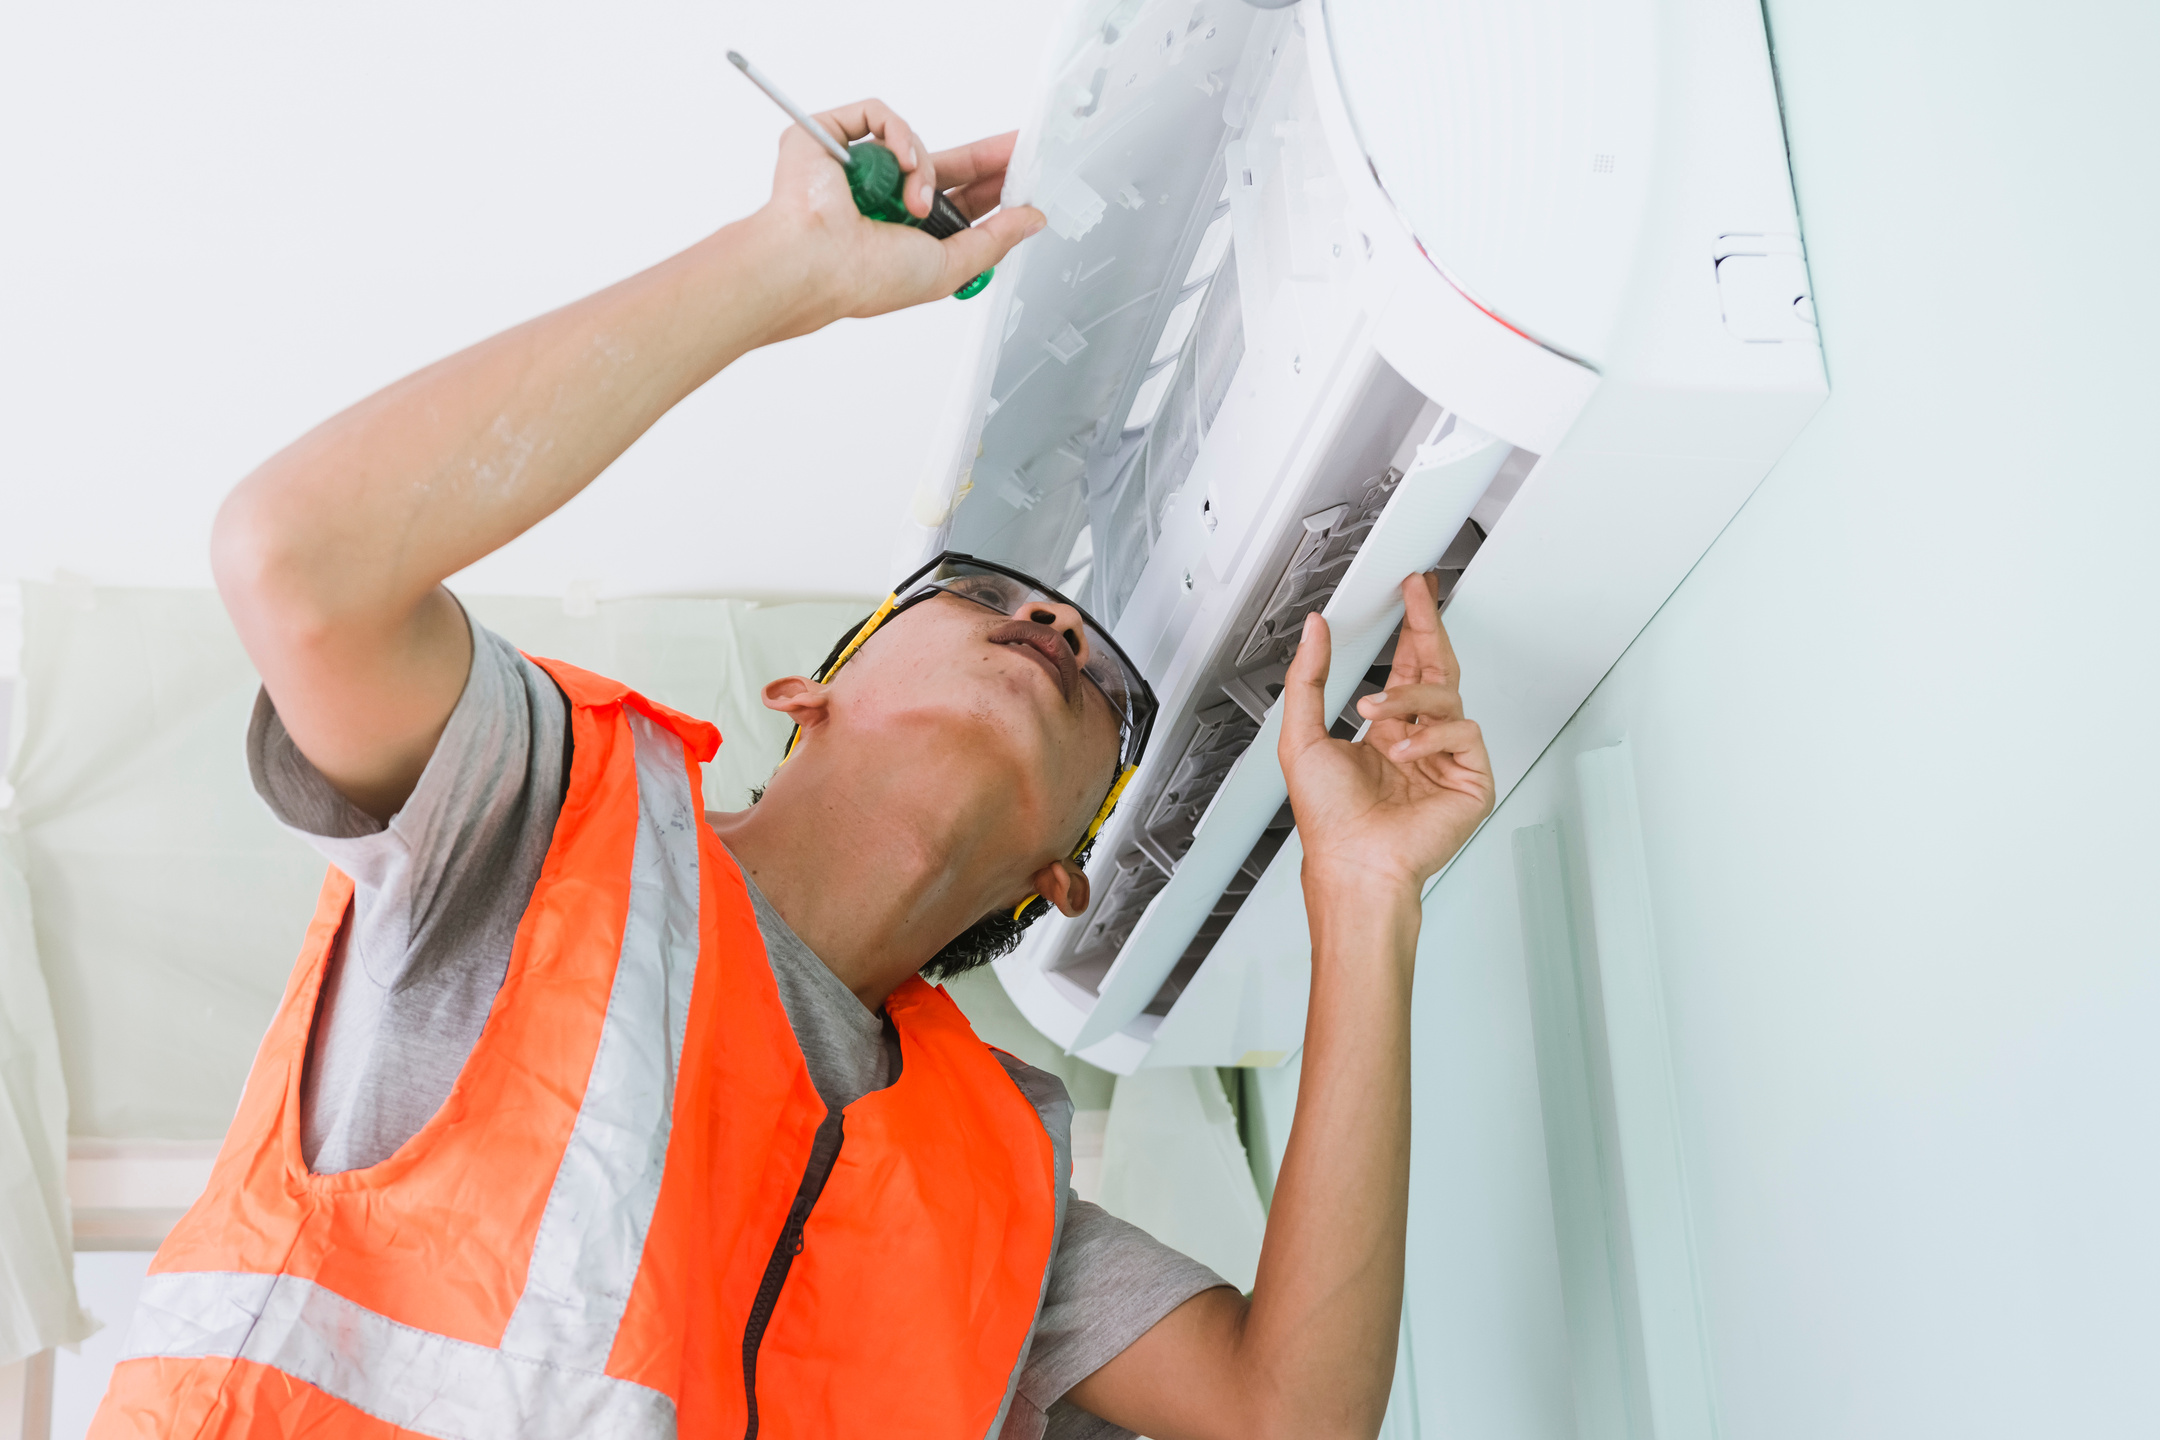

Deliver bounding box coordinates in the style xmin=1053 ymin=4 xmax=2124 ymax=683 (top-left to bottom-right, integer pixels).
xmin=901 ymin=0 xmax=1827 ymax=1074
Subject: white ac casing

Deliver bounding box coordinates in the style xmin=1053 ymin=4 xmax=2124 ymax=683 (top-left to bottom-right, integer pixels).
xmin=900 ymin=0 xmax=1825 ymax=1074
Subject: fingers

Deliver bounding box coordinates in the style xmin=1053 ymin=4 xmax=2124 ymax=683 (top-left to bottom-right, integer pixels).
xmin=1408 ymin=569 xmax=1460 ymax=686
xmin=946 ymin=173 xmax=1008 ymax=222
xmin=1429 ymin=596 xmax=1463 ymax=686
xmin=889 ymin=113 xmax=934 ymax=218
xmin=933 ymin=205 xmax=1046 ymax=292
xmin=1387 ymin=572 xmax=1454 ymax=689
xmin=1278 ymin=612 xmax=1333 ymax=764
xmin=813 ymin=99 xmax=937 ymax=217
xmin=930 ymin=131 xmax=1019 ymax=191
xmin=815 ymin=97 xmax=910 ymax=156
xmin=1355 ymin=682 xmax=1463 ymax=726
xmin=927 ymin=132 xmax=1018 ymax=221
xmin=1382 ymin=715 xmax=1490 ymax=774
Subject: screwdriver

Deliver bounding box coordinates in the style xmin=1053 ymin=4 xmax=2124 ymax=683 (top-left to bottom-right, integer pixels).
xmin=727 ymin=51 xmax=995 ymax=301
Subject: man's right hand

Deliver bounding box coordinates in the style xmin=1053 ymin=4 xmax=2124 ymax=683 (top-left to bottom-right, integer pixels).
xmin=753 ymin=102 xmax=1044 ymax=333
xmin=214 ymin=98 xmax=1043 ymax=823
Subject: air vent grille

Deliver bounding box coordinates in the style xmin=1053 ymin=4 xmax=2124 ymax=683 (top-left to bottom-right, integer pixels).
xmin=1064 ymin=465 xmax=1418 ymax=993
xmin=1236 ymin=466 xmax=1402 ymax=670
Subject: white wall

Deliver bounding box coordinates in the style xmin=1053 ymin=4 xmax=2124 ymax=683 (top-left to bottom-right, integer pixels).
xmin=1398 ymin=0 xmax=2160 ymax=1435
xmin=0 ymin=1 xmax=1057 ymax=601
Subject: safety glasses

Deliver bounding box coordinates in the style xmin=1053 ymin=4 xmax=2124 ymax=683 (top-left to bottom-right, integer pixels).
xmin=782 ymin=554 xmax=1157 ymax=912
xmin=805 ymin=552 xmax=1157 ymax=774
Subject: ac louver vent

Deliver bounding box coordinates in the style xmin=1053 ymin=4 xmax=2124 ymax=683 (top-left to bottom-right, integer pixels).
xmin=1062 ymin=462 xmax=1432 ymax=1006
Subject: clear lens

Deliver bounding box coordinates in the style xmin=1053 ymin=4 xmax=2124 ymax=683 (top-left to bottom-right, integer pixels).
xmin=940 ymin=572 xmax=1031 ymax=611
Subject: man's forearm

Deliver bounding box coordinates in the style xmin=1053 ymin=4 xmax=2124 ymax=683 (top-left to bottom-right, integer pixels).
xmin=1078 ymin=594 xmax=1482 ymax=1440
xmin=1237 ymin=873 xmax=1420 ymax=1437
xmin=209 ymin=213 xmax=828 ymax=815
xmin=215 ymin=212 xmax=823 ymax=631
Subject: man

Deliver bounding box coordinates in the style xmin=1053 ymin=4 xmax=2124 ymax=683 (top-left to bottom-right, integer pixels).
xmin=94 ymin=101 xmax=1494 ymax=1440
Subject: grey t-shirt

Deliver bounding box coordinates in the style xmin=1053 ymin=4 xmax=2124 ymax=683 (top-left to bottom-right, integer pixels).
xmin=247 ymin=606 xmax=1225 ymax=1439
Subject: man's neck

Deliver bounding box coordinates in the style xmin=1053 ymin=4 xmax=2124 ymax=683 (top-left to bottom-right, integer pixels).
xmin=704 ymin=757 xmax=1014 ymax=1012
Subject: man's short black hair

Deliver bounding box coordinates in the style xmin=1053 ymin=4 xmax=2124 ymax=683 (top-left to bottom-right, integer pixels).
xmin=757 ymin=611 xmax=1097 ymax=984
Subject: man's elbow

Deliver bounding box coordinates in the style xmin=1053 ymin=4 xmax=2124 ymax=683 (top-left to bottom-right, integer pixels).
xmin=210 ymin=477 xmax=348 ymax=659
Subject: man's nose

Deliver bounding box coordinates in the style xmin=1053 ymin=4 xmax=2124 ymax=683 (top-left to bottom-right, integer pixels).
xmin=1023 ymin=601 xmax=1092 ymax=668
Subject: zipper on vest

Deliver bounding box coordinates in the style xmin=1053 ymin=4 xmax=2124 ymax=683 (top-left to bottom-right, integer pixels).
xmin=741 ymin=1106 xmax=846 ymax=1440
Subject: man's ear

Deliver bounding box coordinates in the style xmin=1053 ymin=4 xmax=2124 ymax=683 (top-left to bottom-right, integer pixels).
xmin=1025 ymin=857 xmax=1092 ymax=919
xmin=761 ymin=675 xmax=832 ymax=736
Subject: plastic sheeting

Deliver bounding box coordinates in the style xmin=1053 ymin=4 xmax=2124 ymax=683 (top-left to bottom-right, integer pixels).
xmin=0 ymin=825 xmax=93 ymax=1363
xmin=4 ymin=582 xmax=870 ymax=1145
xmin=948 ymin=917 xmax=1286 ymax=1292
xmin=937 ymin=973 xmax=1294 ymax=1258
xmin=1237 ymin=1053 xmax=1302 ymax=1211
xmin=1096 ymin=1067 xmax=1269 ymax=1291
xmin=941 ymin=968 xmax=1116 ymax=1114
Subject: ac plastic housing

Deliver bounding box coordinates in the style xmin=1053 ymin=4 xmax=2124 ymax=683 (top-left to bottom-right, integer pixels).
xmin=898 ymin=0 xmax=1826 ymax=1073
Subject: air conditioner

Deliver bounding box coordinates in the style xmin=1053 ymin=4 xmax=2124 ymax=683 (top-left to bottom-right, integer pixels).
xmin=900 ymin=0 xmax=1825 ymax=1073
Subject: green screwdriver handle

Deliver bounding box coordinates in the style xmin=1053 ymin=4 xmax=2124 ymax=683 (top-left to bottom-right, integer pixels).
xmin=845 ymin=140 xmax=995 ymax=300
xmin=726 ymin=52 xmax=993 ymax=300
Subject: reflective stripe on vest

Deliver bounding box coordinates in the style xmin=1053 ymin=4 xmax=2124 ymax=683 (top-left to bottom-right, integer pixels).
xmin=498 ymin=709 xmax=700 ymax=1370
xmin=120 ymin=1271 xmax=673 ymax=1439
xmin=113 ymin=708 xmax=699 ymax=1437
xmin=93 ymin=663 xmax=1066 ymax=1440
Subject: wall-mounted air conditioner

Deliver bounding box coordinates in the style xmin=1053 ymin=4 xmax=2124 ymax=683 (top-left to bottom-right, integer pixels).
xmin=900 ymin=0 xmax=1826 ymax=1074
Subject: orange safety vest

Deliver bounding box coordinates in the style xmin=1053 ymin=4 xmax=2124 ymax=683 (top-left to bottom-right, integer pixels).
xmin=90 ymin=658 xmax=1072 ymax=1440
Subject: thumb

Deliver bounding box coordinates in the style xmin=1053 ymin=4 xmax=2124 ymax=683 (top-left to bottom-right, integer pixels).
xmin=937 ymin=205 xmax=1046 ymax=293
xmin=1278 ymin=612 xmax=1333 ymax=765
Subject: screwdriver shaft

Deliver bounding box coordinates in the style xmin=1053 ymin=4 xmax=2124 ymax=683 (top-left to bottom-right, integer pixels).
xmin=726 ymin=51 xmax=853 ymax=168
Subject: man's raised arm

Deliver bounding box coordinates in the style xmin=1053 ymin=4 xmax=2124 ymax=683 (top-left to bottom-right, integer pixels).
xmin=212 ymin=103 xmax=1040 ymax=820
xmin=1068 ymin=575 xmax=1496 ymax=1440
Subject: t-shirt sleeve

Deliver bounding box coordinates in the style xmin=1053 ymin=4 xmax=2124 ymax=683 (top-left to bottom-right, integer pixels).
xmin=246 ymin=604 xmax=568 ymax=897
xmin=1005 ymin=1197 xmax=1234 ymax=1440
xmin=247 ymin=601 xmax=571 ymax=1174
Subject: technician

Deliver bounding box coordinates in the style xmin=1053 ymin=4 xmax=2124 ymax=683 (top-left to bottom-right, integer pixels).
xmin=92 ymin=102 xmax=1495 ymax=1440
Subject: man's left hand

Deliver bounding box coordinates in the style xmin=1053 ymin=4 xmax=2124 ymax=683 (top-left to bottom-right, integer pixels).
xmin=1278 ymin=573 xmax=1496 ymax=898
